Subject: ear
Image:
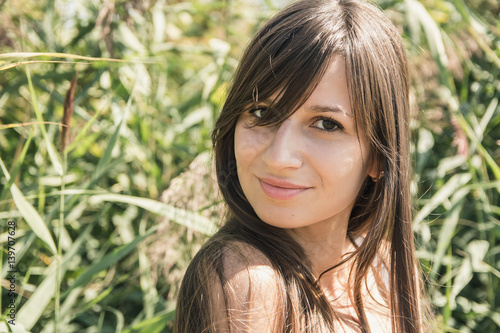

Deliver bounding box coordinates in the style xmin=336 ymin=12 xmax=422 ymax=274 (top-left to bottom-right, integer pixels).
xmin=367 ymin=155 xmax=383 ymax=182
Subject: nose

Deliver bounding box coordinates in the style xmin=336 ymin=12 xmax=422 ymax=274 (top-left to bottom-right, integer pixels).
xmin=261 ymin=119 xmax=303 ymax=170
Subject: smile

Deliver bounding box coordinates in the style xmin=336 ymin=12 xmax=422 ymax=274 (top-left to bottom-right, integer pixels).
xmin=258 ymin=177 xmax=311 ymax=200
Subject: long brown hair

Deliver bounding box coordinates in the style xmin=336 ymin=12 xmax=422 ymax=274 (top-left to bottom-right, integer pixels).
xmin=175 ymin=0 xmax=428 ymax=331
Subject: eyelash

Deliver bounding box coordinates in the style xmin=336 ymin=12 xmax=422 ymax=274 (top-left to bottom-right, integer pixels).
xmin=249 ymin=107 xmax=267 ymax=118
xmin=312 ymin=116 xmax=343 ymax=132
xmin=248 ymin=108 xmax=343 ymax=133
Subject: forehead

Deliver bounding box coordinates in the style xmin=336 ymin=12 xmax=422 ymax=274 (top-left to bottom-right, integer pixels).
xmin=302 ymin=57 xmax=352 ymax=118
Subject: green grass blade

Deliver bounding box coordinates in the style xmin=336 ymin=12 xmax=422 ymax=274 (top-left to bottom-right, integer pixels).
xmin=16 ymin=225 xmax=92 ymax=330
xmin=89 ymin=193 xmax=218 ymax=235
xmin=454 ymin=111 xmax=500 ymax=180
xmin=0 ymin=129 xmax=34 ymax=200
xmin=478 ymin=97 xmax=498 ymax=139
xmin=450 ymin=0 xmax=471 ymax=25
xmin=65 ymin=103 xmax=106 ymax=154
xmin=0 ymin=154 xmax=57 ymax=255
xmin=138 ymin=217 xmax=158 ymax=318
xmin=0 ymin=319 xmax=30 ymax=333
xmin=121 ymin=310 xmax=175 ymax=333
xmin=0 ymin=60 xmax=89 ymax=71
xmin=25 ymin=66 xmax=63 ymax=176
xmin=406 ymin=0 xmax=453 ymax=88
xmin=9 ymin=185 xmax=57 ymax=255
xmin=414 ymin=173 xmax=472 ymax=225
xmin=0 ymin=52 xmax=150 ymax=63
xmin=93 ymin=93 xmax=133 ymax=182
xmin=448 ymin=241 xmax=489 ymax=309
xmin=63 ymin=225 xmax=158 ymax=295
xmin=106 ymin=307 xmax=125 ymax=333
xmin=93 ymin=118 xmax=122 ymax=181
xmin=430 ymin=188 xmax=468 ymax=279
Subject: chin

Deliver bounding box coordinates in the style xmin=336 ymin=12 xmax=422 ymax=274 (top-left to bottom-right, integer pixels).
xmin=253 ymin=207 xmax=309 ymax=230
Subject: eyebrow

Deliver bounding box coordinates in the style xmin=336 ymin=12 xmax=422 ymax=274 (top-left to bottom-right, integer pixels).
xmin=305 ymin=105 xmax=353 ymax=119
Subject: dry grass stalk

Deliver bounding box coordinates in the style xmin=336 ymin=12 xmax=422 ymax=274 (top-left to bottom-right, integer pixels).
xmin=61 ymin=72 xmax=78 ymax=152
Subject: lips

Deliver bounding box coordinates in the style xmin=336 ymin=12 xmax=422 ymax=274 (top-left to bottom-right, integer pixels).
xmin=258 ymin=177 xmax=311 ymax=200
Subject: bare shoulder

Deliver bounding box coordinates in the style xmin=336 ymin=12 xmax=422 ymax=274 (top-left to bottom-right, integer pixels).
xmin=219 ymin=241 xmax=280 ymax=307
xmin=211 ymin=241 xmax=282 ymax=332
xmin=222 ymin=241 xmax=277 ymax=284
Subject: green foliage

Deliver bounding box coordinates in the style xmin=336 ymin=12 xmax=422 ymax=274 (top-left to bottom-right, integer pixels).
xmin=0 ymin=0 xmax=268 ymax=331
xmin=0 ymin=0 xmax=498 ymax=332
xmin=396 ymin=0 xmax=500 ymax=331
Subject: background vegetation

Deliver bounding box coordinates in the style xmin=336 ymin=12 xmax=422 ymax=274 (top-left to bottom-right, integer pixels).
xmin=0 ymin=0 xmax=498 ymax=332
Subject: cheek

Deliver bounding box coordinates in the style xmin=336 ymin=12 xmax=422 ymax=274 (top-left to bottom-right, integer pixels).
xmin=234 ymin=123 xmax=270 ymax=168
xmin=311 ymin=141 xmax=370 ymax=188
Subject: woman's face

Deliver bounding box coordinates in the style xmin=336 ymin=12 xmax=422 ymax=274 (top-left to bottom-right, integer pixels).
xmin=234 ymin=57 xmax=377 ymax=230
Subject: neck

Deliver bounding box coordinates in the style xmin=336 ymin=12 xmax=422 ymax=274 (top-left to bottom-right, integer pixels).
xmin=285 ymin=213 xmax=354 ymax=279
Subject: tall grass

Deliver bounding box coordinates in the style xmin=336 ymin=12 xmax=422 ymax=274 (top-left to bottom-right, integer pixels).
xmin=0 ymin=0 xmax=263 ymax=331
xmin=0 ymin=0 xmax=498 ymax=332
xmin=396 ymin=0 xmax=500 ymax=331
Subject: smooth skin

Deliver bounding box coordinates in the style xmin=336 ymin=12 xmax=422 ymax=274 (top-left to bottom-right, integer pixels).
xmin=224 ymin=57 xmax=390 ymax=332
xmin=234 ymin=57 xmax=378 ymax=273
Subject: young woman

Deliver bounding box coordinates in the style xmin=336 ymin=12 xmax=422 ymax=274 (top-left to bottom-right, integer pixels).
xmin=174 ymin=0 xmax=431 ymax=331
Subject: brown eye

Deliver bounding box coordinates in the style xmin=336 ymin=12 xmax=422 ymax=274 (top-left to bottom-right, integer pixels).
xmin=313 ymin=118 xmax=342 ymax=132
xmin=250 ymin=107 xmax=267 ymax=118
